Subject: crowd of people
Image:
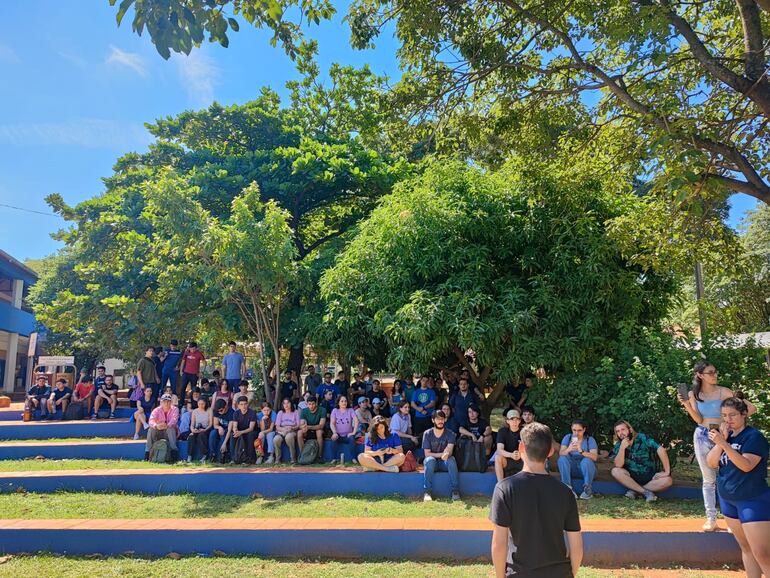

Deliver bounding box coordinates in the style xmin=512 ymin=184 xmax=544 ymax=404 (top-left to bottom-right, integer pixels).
xmin=24 ymin=342 xmax=770 ymax=574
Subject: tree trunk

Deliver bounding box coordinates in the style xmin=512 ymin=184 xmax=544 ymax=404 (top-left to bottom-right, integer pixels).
xmin=287 ymin=344 xmax=305 ymax=375
xmin=483 ymin=380 xmax=508 ymax=419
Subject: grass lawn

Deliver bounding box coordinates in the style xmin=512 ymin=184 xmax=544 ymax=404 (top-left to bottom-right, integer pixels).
xmin=0 ymin=556 xmax=743 ymax=578
xmin=0 ymin=491 xmax=705 ymax=520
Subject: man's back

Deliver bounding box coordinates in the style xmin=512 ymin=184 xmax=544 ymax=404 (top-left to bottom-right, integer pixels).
xmin=489 ymin=472 xmax=580 ymax=577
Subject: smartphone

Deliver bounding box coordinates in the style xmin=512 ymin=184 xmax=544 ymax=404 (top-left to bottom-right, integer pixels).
xmin=571 ymin=436 xmax=578 ymax=445
xmin=708 ymin=423 xmax=720 ymax=431
xmin=676 ymin=383 xmax=689 ymax=399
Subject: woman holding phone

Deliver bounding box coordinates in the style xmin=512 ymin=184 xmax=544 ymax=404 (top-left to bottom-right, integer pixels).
xmin=677 ymin=360 xmax=756 ymax=531
xmin=707 ymin=397 xmax=770 ymax=577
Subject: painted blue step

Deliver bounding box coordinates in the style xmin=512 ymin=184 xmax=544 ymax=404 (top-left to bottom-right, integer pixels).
xmin=0 ymin=407 xmax=135 ymax=422
xmin=0 ymin=419 xmax=134 ymax=440
xmin=0 ymin=467 xmax=702 ymax=500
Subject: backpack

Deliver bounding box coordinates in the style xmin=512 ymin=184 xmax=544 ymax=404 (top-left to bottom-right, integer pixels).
xmin=233 ymin=436 xmax=249 ymax=464
xmin=64 ymin=402 xmax=84 ymax=421
xmin=400 ymin=450 xmax=418 ymax=472
xmin=97 ymin=408 xmax=111 ymax=419
xmin=149 ymin=439 xmax=170 ymax=463
xmin=455 ymin=438 xmax=488 ymax=473
xmin=297 ymin=439 xmax=319 ymax=465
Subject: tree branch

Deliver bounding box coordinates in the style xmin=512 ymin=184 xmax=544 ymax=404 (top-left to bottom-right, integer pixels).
xmin=705 ymin=173 xmax=770 ymax=203
xmin=735 ymin=0 xmax=768 ymax=81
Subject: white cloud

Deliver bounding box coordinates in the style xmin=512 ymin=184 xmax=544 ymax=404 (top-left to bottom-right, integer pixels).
xmin=0 ymin=44 xmax=20 ymax=64
xmin=175 ymin=51 xmax=220 ymax=107
xmin=58 ymin=51 xmax=87 ymax=69
xmin=106 ymin=45 xmax=147 ymax=77
xmin=0 ymin=118 xmax=153 ymax=149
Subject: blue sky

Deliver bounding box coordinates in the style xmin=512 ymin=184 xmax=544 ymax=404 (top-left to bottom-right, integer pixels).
xmin=0 ymin=1 xmax=759 ymax=261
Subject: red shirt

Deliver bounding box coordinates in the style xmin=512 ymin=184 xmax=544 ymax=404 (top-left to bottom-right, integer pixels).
xmin=74 ymin=382 xmax=94 ymax=399
xmin=182 ymin=350 xmax=205 ymax=374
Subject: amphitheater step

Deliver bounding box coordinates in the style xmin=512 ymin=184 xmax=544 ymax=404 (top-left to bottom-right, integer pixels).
xmin=0 ymin=418 xmax=134 ymax=440
xmin=0 ymin=467 xmax=702 ymax=500
xmin=0 ymin=517 xmax=740 ymax=565
xmin=0 ymin=407 xmax=135 ymax=422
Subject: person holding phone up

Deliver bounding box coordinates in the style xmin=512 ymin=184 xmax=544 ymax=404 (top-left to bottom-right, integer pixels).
xmin=706 ymin=396 xmax=770 ymax=577
xmin=557 ymin=419 xmax=599 ymax=500
xmin=677 ymin=360 xmax=756 ymax=532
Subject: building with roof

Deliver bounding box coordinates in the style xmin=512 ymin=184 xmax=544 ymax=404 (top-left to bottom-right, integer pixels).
xmin=0 ymin=250 xmax=37 ymax=393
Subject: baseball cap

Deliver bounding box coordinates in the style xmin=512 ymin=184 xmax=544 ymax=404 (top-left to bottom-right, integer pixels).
xmin=372 ymin=398 xmax=382 ymax=405
xmin=160 ymin=394 xmax=173 ymax=401
xmin=357 ymin=396 xmax=367 ymax=405
xmin=505 ymin=409 xmax=521 ymax=420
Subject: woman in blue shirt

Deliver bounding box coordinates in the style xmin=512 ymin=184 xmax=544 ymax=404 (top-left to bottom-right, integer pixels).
xmin=707 ymin=396 xmax=770 ymax=577
xmin=557 ymin=419 xmax=599 ymax=500
xmin=358 ymin=416 xmax=406 ymax=473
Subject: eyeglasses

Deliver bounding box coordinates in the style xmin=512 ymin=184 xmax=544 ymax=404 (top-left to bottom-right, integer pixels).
xmin=701 ymin=370 xmax=718 ymax=376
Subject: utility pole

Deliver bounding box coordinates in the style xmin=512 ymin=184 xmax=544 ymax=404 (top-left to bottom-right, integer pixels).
xmin=694 ymin=262 xmax=707 ymax=338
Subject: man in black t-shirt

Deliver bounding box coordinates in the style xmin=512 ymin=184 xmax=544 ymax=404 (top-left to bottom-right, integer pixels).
xmin=490 ymin=422 xmax=583 ymax=578
xmin=228 ymin=396 xmax=258 ymax=463
xmin=494 ymin=409 xmax=524 ymax=482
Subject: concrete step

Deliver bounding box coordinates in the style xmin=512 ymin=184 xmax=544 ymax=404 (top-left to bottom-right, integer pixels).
xmin=0 ymin=467 xmax=702 ymax=500
xmin=0 ymin=407 xmax=135 ymax=422
xmin=0 ymin=517 xmax=740 ymax=565
xmin=0 ymin=418 xmax=134 ymax=440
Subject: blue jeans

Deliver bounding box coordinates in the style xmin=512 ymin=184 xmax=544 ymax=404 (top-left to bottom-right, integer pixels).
xmin=161 ymin=370 xmax=177 ymax=394
xmin=226 ymin=379 xmax=241 ymax=392
xmin=330 ymin=434 xmax=356 ymax=460
xmin=557 ymin=455 xmax=596 ymax=491
xmin=423 ymin=456 xmax=459 ymax=493
xmin=208 ymin=428 xmax=227 ymax=461
xmin=694 ymin=426 xmax=717 ymax=520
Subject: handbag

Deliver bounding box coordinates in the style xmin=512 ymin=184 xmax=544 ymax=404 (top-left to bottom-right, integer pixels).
xmin=455 ymin=438 xmax=488 ymax=473
xmin=400 ymin=450 xmax=417 ymax=472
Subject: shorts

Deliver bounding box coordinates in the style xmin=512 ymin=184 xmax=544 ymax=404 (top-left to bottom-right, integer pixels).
xmin=630 ymin=470 xmax=655 ymax=486
xmin=719 ymin=488 xmax=770 ymax=523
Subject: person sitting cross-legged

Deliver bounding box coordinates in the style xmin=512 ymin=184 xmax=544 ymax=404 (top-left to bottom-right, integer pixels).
xmin=228 ymin=395 xmax=258 ymax=464
xmin=610 ymin=420 xmax=673 ymax=502
xmin=298 ymin=395 xmax=327 ymax=456
xmin=145 ymin=393 xmax=180 ymax=462
xmin=495 ymin=409 xmax=524 ymax=482
xmin=358 ymin=415 xmax=406 ymax=472
xmin=422 ymin=410 xmax=460 ymax=502
xmin=557 ymin=419 xmax=599 ymax=499
xmin=92 ymin=374 xmax=119 ymax=419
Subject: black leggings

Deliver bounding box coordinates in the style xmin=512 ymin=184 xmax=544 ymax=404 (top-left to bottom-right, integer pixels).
xmin=187 ymin=431 xmax=209 ymax=461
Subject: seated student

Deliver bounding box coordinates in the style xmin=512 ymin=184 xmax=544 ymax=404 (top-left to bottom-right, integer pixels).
xmin=199 ymin=378 xmax=215 ymax=402
xmin=320 ymin=388 xmax=337 ymax=424
xmin=133 ymin=386 xmax=155 ymax=440
xmin=422 ymin=410 xmax=460 ymax=501
xmin=558 ymin=419 xmax=599 ymax=499
xmin=212 ymin=380 xmax=233 ymax=409
xmin=274 ymin=398 xmax=301 ymax=464
xmin=256 ymin=402 xmax=276 ymax=465
xmin=231 ymin=380 xmax=253 ymax=410
xmin=208 ymin=399 xmax=233 ymax=462
xmin=145 ymin=394 xmax=180 ymax=462
xmin=47 ymin=378 xmax=72 ymax=419
xmin=459 ymin=403 xmax=494 ymax=456
xmin=92 ymin=375 xmax=119 ymax=419
xmin=490 ymin=422 xmax=583 ymax=578
xmin=367 ymin=380 xmax=390 ymax=415
xmin=186 ymin=387 xmax=202 ymax=411
xmin=72 ymin=376 xmax=95 ymax=415
xmin=495 ymin=409 xmax=524 ymax=482
xmin=229 ymin=396 xmax=259 ymax=464
xmin=354 ymin=397 xmax=372 ymax=437
xmin=26 ymin=376 xmax=51 ymax=419
xmin=298 ymin=395 xmax=327 ymax=455
xmin=329 ymin=395 xmax=358 ymax=464
xmin=610 ymin=420 xmax=672 ymax=502
xmin=371 ymin=397 xmax=389 ymax=421
xmin=358 ymin=415 xmax=406 ymax=472
xmin=390 ymin=400 xmax=419 ymax=453
xmin=297 ymin=391 xmax=311 ymax=411
xmin=440 ymin=403 xmax=461 ymax=435
xmin=187 ymin=397 xmax=213 ymax=463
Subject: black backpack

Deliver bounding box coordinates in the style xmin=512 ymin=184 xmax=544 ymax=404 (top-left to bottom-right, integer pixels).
xmin=64 ymin=402 xmax=84 ymax=421
xmin=455 ymin=438 xmax=488 ymax=473
xmin=233 ymin=436 xmax=249 ymax=464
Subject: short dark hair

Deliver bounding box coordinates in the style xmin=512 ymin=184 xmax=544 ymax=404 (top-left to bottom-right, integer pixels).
xmin=105 ymin=374 xmax=114 ymax=379
xmin=520 ymin=422 xmax=553 ymax=462
xmin=521 ymin=405 xmax=535 ymax=415
xmin=56 ymin=378 xmax=67 ymax=385
xmin=189 ymin=341 xmax=198 ymax=348
xmin=307 ymin=395 xmax=318 ymax=404
xmin=571 ymin=419 xmax=588 ymax=431
xmin=81 ymin=376 xmax=92 ymax=383
xmin=433 ymin=410 xmax=447 ymax=420
xmin=96 ymin=366 xmax=106 ymax=370
xmin=229 ymin=341 xmax=236 ymax=346
xmin=214 ymin=399 xmax=227 ymax=412
xmin=239 ymin=380 xmax=249 ymax=387
xmin=524 ymin=372 xmax=535 ymax=380
xmin=236 ymin=396 xmax=249 ymax=404
xmin=324 ymin=372 xmax=332 ymax=378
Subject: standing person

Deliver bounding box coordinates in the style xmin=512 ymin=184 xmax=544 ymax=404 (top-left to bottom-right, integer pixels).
xmin=137 ymin=346 xmax=161 ymax=403
xmin=349 ymin=373 xmax=366 ymax=403
xmin=279 ymin=371 xmax=300 ymax=404
xmin=187 ymin=397 xmax=212 ymax=464
xmin=490 ymin=422 xmax=583 ymax=578
xmin=610 ymin=420 xmax=673 ymax=502
xmin=505 ymin=373 xmax=534 ymax=414
xmin=449 ymin=377 xmax=480 ymax=423
xmin=390 ymin=400 xmax=419 ymax=453
xmin=358 ymin=416 xmax=406 ymax=472
xmin=133 ymin=386 xmax=154 ymax=440
xmin=274 ymin=398 xmax=300 ymax=464
xmin=494 ymin=409 xmax=524 ymax=482
xmin=160 ymin=339 xmax=182 ymax=395
xmin=557 ymin=419 xmax=599 ymax=499
xmin=677 ymin=359 xmax=756 ymax=531
xmin=388 ymin=381 xmax=404 ymax=415
xmin=179 ymin=342 xmax=205 ymax=408
xmin=221 ymin=341 xmax=245 ymax=392
xmin=145 ymin=394 xmax=179 ymax=462
xmin=92 ymin=374 xmax=119 ymax=419
xmin=707 ymin=397 xmax=770 ymax=577
xmin=26 ymin=376 xmax=51 ymax=419
xmin=329 ymin=395 xmax=358 ymax=465
xmin=411 ymin=376 xmax=437 ymax=440
xmin=47 ymin=378 xmax=72 ymax=419
xmin=333 ymin=371 xmax=349 ymax=397
xmin=304 ymin=365 xmax=322 ymax=396
xmin=367 ymin=379 xmax=389 ymax=414
xmin=422 ymin=410 xmax=460 ymax=502
xmin=317 ymin=372 xmax=339 ymax=403
xmin=403 ymin=376 xmax=418 ymax=406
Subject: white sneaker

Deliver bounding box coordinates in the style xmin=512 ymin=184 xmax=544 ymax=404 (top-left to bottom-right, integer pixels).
xmin=423 ymin=492 xmax=432 ymax=502
xmin=133 ymin=433 xmax=140 ymax=440
xmin=186 ymin=456 xmax=192 ymax=464
xmin=643 ymin=490 xmax=657 ymax=503
xmin=703 ymin=518 xmax=718 ymax=532
xmin=384 ymin=465 xmax=399 ymax=473
xmin=265 ymin=455 xmax=274 ymax=465
xmin=255 ymin=456 xmax=263 ymax=465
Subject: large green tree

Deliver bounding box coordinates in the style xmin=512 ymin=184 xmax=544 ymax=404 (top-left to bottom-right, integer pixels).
xmin=32 ymin=59 xmax=407 ymax=364
xmin=319 ymin=160 xmax=677 ymax=411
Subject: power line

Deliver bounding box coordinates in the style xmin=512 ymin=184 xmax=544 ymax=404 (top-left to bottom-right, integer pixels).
xmin=0 ymin=203 xmax=58 ymax=217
